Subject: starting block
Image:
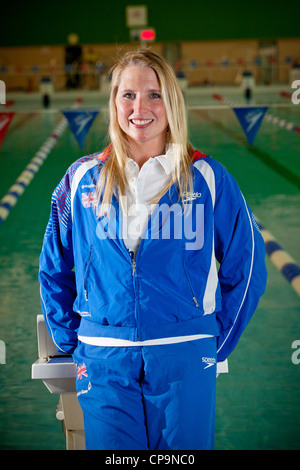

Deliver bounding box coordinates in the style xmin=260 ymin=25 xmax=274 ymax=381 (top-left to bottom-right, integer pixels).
xmin=31 ymin=315 xmax=85 ymax=450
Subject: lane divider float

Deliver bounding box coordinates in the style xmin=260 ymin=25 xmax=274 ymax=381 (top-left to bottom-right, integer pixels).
xmin=0 ymin=98 xmax=82 ymax=226
xmin=258 ymin=221 xmax=300 ymax=296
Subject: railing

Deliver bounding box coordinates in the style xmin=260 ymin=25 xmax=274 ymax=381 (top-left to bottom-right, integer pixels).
xmin=0 ymin=61 xmax=298 ymax=92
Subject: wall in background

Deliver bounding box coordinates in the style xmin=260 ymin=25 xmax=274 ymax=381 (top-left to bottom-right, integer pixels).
xmin=1 ymin=37 xmax=299 ymax=91
xmin=1 ymin=0 xmax=299 ymax=91
xmin=1 ymin=0 xmax=299 ymax=47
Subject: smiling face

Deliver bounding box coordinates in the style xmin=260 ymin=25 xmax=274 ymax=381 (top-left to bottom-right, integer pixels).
xmin=115 ymin=65 xmax=169 ymax=161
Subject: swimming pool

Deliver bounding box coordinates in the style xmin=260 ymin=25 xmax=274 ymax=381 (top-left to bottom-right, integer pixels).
xmin=0 ymin=86 xmax=299 ymax=449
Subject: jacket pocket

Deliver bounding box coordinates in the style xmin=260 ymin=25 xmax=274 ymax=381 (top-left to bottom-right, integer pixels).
xmin=182 ymin=248 xmax=199 ymax=307
xmin=84 ymin=246 xmax=94 ymax=302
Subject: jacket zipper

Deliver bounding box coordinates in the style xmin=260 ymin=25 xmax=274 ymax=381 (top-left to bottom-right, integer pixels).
xmin=132 ymin=258 xmax=136 ymax=277
xmin=182 ymin=249 xmax=199 ymax=307
xmin=84 ymin=246 xmax=94 ymax=302
xmin=130 ymin=251 xmax=139 ymax=340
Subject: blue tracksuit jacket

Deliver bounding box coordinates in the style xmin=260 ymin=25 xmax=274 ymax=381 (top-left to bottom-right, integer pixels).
xmin=39 ymin=148 xmax=267 ymax=362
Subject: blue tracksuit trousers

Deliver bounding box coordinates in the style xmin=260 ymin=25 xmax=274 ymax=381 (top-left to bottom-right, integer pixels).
xmin=73 ymin=337 xmax=217 ymax=450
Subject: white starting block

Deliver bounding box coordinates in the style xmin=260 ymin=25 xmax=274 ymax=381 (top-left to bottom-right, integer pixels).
xmin=32 ymin=315 xmax=228 ymax=450
xmin=31 ymin=315 xmax=76 ymax=394
xmin=31 ymin=315 xmax=85 ymax=450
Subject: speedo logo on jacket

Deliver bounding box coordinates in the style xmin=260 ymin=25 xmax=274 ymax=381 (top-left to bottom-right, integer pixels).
xmin=202 ymin=357 xmax=216 ymax=369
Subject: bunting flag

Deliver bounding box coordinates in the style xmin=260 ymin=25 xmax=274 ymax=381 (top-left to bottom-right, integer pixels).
xmin=62 ymin=110 xmax=99 ymax=148
xmin=0 ymin=112 xmax=15 ymax=149
xmin=232 ymin=107 xmax=269 ymax=146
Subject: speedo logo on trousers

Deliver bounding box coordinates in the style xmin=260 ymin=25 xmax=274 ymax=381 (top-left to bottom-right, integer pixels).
xmin=202 ymin=357 xmax=216 ymax=369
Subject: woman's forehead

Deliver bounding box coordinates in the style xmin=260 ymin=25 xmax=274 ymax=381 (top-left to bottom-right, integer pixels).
xmin=118 ymin=65 xmax=160 ymax=88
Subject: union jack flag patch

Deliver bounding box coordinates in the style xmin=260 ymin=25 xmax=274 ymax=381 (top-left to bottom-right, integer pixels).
xmin=77 ymin=363 xmax=88 ymax=380
xmin=82 ymin=192 xmax=97 ymax=208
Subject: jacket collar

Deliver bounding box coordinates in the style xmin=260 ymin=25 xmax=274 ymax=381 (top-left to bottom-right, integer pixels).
xmin=191 ymin=149 xmax=209 ymax=162
xmin=98 ymin=144 xmax=208 ymax=164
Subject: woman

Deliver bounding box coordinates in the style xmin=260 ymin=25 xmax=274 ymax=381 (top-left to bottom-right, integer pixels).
xmin=39 ymin=49 xmax=267 ymax=450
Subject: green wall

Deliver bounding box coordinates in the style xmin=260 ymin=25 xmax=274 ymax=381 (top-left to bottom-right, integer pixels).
xmin=1 ymin=0 xmax=298 ymax=47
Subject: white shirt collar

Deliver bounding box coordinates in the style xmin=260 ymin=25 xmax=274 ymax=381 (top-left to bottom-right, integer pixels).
xmin=155 ymin=145 xmax=175 ymax=175
xmin=126 ymin=144 xmax=175 ymax=176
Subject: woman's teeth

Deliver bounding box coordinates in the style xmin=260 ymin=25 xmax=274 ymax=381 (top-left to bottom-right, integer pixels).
xmin=131 ymin=119 xmax=153 ymax=125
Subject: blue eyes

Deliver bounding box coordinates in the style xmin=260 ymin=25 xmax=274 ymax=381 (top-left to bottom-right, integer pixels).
xmin=122 ymin=92 xmax=135 ymax=99
xmin=151 ymin=93 xmax=161 ymax=99
xmin=122 ymin=92 xmax=161 ymax=99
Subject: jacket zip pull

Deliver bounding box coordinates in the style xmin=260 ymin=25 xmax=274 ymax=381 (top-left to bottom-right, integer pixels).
xmin=84 ymin=289 xmax=88 ymax=302
xmin=132 ymin=259 xmax=136 ymax=277
xmin=193 ymin=296 xmax=199 ymax=307
xmin=129 ymin=250 xmax=136 ymax=277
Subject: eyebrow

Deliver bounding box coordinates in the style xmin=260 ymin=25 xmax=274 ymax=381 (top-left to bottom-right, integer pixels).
xmin=119 ymin=88 xmax=161 ymax=93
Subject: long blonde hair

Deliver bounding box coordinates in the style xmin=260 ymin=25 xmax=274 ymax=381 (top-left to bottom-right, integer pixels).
xmin=97 ymin=48 xmax=194 ymax=215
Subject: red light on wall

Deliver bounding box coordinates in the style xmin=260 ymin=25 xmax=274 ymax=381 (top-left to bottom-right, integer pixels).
xmin=140 ymin=29 xmax=155 ymax=41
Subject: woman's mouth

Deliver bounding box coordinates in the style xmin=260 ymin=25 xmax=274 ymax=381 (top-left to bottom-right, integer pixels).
xmin=130 ymin=119 xmax=153 ymax=127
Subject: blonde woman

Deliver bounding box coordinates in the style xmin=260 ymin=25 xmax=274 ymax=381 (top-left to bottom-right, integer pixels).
xmin=39 ymin=49 xmax=267 ymax=450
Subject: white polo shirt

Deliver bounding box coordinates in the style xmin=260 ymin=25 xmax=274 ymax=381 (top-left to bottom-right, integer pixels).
xmin=122 ymin=146 xmax=174 ymax=257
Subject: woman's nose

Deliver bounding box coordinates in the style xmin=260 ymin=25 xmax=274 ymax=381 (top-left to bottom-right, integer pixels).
xmin=133 ymin=95 xmax=147 ymax=113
